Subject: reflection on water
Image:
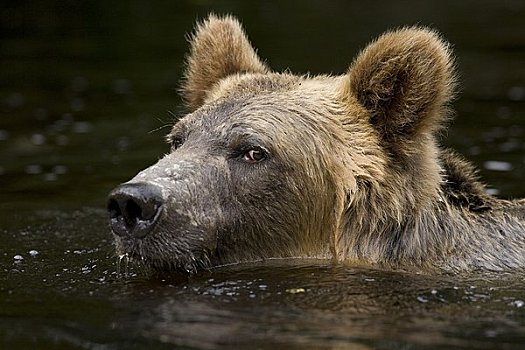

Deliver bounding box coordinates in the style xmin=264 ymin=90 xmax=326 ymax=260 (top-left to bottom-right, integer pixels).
xmin=135 ymin=267 xmax=525 ymax=350
xmin=1 ymin=1 xmax=524 ymax=349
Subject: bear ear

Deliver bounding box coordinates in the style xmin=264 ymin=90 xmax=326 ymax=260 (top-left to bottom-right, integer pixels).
xmin=343 ymin=27 xmax=456 ymax=155
xmin=181 ymin=14 xmax=269 ymax=110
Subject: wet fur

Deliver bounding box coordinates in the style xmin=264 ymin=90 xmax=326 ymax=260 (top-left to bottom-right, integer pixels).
xmin=115 ymin=14 xmax=525 ymax=272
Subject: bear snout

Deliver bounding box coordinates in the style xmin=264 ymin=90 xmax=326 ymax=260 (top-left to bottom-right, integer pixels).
xmin=107 ymin=182 xmax=164 ymax=238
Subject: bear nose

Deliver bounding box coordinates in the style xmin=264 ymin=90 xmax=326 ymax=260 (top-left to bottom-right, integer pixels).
xmin=107 ymin=182 xmax=164 ymax=238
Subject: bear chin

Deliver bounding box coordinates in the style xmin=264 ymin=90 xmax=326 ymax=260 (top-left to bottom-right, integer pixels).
xmin=115 ymin=235 xmax=217 ymax=275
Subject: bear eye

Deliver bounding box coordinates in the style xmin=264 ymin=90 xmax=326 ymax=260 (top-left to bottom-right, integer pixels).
xmin=242 ymin=147 xmax=267 ymax=163
xmin=168 ymin=135 xmax=185 ymax=151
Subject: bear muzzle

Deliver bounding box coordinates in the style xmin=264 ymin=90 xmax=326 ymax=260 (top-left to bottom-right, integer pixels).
xmin=107 ymin=182 xmax=164 ymax=238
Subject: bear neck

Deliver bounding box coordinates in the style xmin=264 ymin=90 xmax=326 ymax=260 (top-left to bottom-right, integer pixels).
xmin=337 ymin=146 xmax=525 ymax=272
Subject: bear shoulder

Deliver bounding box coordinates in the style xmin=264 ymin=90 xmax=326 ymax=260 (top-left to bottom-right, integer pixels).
xmin=440 ymin=149 xmax=494 ymax=213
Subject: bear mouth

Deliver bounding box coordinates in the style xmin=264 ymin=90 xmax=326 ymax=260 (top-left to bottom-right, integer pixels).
xmin=114 ymin=234 xmax=217 ymax=275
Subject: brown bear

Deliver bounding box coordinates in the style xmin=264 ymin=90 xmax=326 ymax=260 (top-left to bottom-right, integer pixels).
xmin=107 ymin=14 xmax=525 ymax=273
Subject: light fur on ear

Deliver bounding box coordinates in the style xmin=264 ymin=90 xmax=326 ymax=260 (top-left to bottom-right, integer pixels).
xmin=344 ymin=27 xmax=456 ymax=156
xmin=181 ymin=14 xmax=269 ymax=110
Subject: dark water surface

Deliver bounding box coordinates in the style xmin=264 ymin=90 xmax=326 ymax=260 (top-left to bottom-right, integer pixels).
xmin=1 ymin=1 xmax=525 ymax=349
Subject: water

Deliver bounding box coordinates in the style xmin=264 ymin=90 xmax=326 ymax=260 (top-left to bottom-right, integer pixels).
xmin=2 ymin=211 xmax=525 ymax=349
xmin=1 ymin=1 xmax=525 ymax=349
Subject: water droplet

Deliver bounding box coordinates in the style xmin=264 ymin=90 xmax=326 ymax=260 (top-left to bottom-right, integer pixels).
xmin=44 ymin=173 xmax=57 ymax=182
xmin=25 ymin=164 xmax=42 ymax=174
xmin=30 ymin=133 xmax=46 ymax=145
xmin=416 ymin=295 xmax=428 ymax=303
xmin=485 ymin=329 xmax=498 ymax=338
xmin=485 ymin=188 xmax=500 ymax=196
xmin=52 ymin=165 xmax=68 ymax=175
xmin=72 ymin=121 xmax=92 ymax=134
xmin=55 ymin=135 xmax=69 ymax=146
xmin=483 ymin=161 xmax=513 ymax=172
xmin=286 ymin=288 xmax=305 ymax=294
xmin=499 ymin=140 xmax=518 ymax=152
xmin=117 ymin=253 xmax=130 ymax=276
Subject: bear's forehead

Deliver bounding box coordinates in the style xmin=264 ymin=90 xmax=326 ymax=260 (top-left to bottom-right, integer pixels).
xmin=211 ymin=72 xmax=301 ymax=97
xmin=176 ymin=97 xmax=295 ymax=136
xmin=170 ymin=73 xmax=348 ymax=143
xmin=204 ymin=72 xmax=340 ymax=106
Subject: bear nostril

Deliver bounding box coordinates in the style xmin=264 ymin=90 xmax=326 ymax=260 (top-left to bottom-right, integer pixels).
xmin=108 ymin=199 xmax=122 ymax=219
xmin=125 ymin=199 xmax=142 ymax=222
xmin=107 ymin=183 xmax=164 ymax=238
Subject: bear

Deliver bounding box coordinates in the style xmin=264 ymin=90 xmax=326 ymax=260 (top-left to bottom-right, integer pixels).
xmin=107 ymin=14 xmax=525 ymax=273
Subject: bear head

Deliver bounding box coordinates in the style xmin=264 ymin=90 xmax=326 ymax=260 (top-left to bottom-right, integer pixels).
xmin=107 ymin=14 xmax=456 ymax=272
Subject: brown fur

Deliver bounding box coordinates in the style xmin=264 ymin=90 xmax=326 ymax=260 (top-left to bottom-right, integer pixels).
xmin=181 ymin=14 xmax=269 ymax=110
xmin=110 ymin=14 xmax=525 ymax=272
